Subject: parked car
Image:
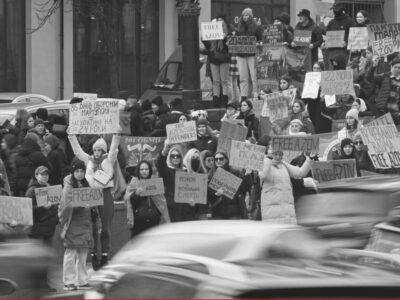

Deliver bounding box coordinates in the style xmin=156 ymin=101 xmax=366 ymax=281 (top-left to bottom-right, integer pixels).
xmin=0 ymin=93 xmax=54 ymax=104
xmin=296 ymin=175 xmax=400 ymax=248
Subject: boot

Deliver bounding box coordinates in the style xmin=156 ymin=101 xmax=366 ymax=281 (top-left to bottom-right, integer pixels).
xmin=221 ymin=95 xmax=229 ymax=107
xmin=100 ymin=253 xmax=108 ymax=268
xmin=91 ymin=253 xmax=100 ymax=271
xmin=213 ymin=96 xmax=220 ymax=108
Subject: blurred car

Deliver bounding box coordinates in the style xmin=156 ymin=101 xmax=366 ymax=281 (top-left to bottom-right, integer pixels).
xmin=0 ymin=93 xmax=54 ymax=104
xmin=296 ymin=175 xmax=400 ymax=248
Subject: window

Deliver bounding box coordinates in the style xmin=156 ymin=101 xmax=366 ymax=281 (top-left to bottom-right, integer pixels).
xmin=154 ymin=62 xmax=182 ymax=89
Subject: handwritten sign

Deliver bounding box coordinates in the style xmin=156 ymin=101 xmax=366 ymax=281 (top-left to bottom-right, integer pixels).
xmin=360 ymin=125 xmax=400 ymax=169
xmin=282 ymin=88 xmax=297 ymax=106
xmin=73 ymin=93 xmax=98 ymax=101
xmin=263 ymin=24 xmax=283 ymax=45
xmin=366 ymin=113 xmax=394 ymax=127
xmin=217 ymin=122 xmax=248 ymax=154
xmin=312 ymin=159 xmax=357 ymax=183
xmin=302 ymin=72 xmax=321 ymax=99
xmin=229 ymin=140 xmax=266 ymax=172
xmin=326 ymin=30 xmax=345 ymax=48
xmin=71 ymin=188 xmax=104 ymax=207
xmin=166 ymin=121 xmax=197 ymax=144
xmin=69 ymin=100 xmax=120 ymax=134
xmin=348 ymin=27 xmax=369 ymax=50
xmin=372 ymin=37 xmax=395 ymax=58
xmin=261 ymin=92 xmax=289 ymax=122
xmin=137 ymin=178 xmax=165 ymax=197
xmin=209 ymin=168 xmax=243 ymax=199
xmin=174 ymin=172 xmax=207 ymax=205
xmin=250 ymin=99 xmax=264 ymax=118
xmin=120 ymin=136 xmax=165 ymax=168
xmin=321 ymin=70 xmax=355 ymax=96
xmin=227 ymin=36 xmax=257 ymax=54
xmin=35 ymin=185 xmax=63 ymax=207
xmin=201 ymin=21 xmax=224 ymax=41
xmin=294 ymin=30 xmax=312 ymax=47
xmin=0 ymin=197 xmax=33 ymax=226
xmin=324 ymin=95 xmax=336 ymax=106
xmin=368 ymin=23 xmax=400 ymax=52
xmin=271 ymin=135 xmax=320 ymax=153
xmin=331 ymin=116 xmax=375 ymax=132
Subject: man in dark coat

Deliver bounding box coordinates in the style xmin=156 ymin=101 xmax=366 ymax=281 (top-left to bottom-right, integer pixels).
xmin=140 ymin=99 xmax=156 ymax=137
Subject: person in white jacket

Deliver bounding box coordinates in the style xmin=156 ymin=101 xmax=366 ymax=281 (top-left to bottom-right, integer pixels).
xmin=68 ymin=130 xmax=120 ymax=270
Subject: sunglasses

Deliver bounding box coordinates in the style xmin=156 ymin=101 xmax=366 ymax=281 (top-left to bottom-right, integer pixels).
xmin=215 ymin=157 xmax=225 ymax=161
xmin=354 ymin=141 xmax=364 ymax=145
xmin=170 ymin=154 xmax=181 ymax=159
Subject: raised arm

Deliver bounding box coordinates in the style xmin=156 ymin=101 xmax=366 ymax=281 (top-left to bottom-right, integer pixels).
xmin=259 ymin=156 xmax=272 ymax=181
xmin=68 ymin=134 xmax=90 ymax=164
xmin=283 ymin=157 xmax=313 ymax=179
xmin=108 ymin=134 xmax=121 ymax=165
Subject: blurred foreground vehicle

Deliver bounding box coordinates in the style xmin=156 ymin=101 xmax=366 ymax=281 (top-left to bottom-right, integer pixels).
xmin=296 ymin=175 xmax=400 ymax=248
xmin=0 ymin=93 xmax=54 ymax=104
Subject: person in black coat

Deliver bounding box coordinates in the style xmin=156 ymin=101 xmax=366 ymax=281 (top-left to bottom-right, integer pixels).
xmin=125 ymin=100 xmax=143 ymax=136
xmin=237 ymin=99 xmax=259 ymax=141
xmin=187 ymin=118 xmax=218 ymax=153
xmin=140 ymin=99 xmax=156 ymax=137
xmin=44 ymin=134 xmax=69 ymax=185
xmin=151 ymin=96 xmax=170 ymax=137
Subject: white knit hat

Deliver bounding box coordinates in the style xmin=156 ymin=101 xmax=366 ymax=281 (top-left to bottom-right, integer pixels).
xmin=92 ymin=138 xmax=107 ymax=153
xmin=242 ymin=8 xmax=253 ymax=18
xmin=346 ymin=108 xmax=359 ymax=121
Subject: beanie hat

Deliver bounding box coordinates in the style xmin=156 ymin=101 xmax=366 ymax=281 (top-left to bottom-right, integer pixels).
xmin=197 ymin=118 xmax=210 ymax=127
xmin=71 ymin=157 xmax=86 ymax=172
xmin=290 ymin=119 xmax=304 ymax=127
xmin=341 ymin=138 xmax=354 ymax=150
xmin=34 ymin=118 xmax=45 ymax=127
xmin=44 ymin=134 xmax=60 ymax=149
xmin=151 ymin=96 xmax=163 ymax=107
xmin=242 ymin=8 xmax=253 ymax=18
xmin=273 ymin=15 xmax=285 ymax=24
xmin=92 ymin=138 xmax=107 ymax=153
xmin=141 ymin=99 xmax=152 ymax=111
xmin=35 ymin=165 xmax=49 ymax=176
xmin=36 ymin=108 xmax=48 ymax=121
xmin=279 ymin=12 xmax=291 ymax=24
xmin=346 ymin=108 xmax=359 ymax=121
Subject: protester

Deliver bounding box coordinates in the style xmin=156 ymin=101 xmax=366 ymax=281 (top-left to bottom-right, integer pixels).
xmin=140 ymin=99 xmax=156 ymax=136
xmin=221 ymin=102 xmax=239 ymax=122
xmin=125 ymin=98 xmax=143 ymax=136
xmin=44 ymin=134 xmax=69 ymax=185
xmin=0 ymin=158 xmax=10 ymax=196
xmin=0 ymin=134 xmax=18 ymax=195
xmin=354 ymin=133 xmax=375 ymax=173
xmin=288 ymin=119 xmax=307 ymax=135
xmin=351 ymin=98 xmax=368 ymax=115
xmin=334 ymin=139 xmax=361 ymax=176
xmin=124 ymin=160 xmax=170 ymax=238
xmin=9 ymin=108 xmax=29 ymax=137
xmin=344 ymin=108 xmax=361 ymax=130
xmin=287 ymin=99 xmax=315 ymax=134
xmin=36 ymin=108 xmax=52 ymax=132
xmin=179 ymin=114 xmax=190 ymax=123
xmin=151 ymin=96 xmax=170 ymax=137
xmin=273 ymin=15 xmax=293 ymax=46
xmin=200 ymin=150 xmax=216 ymax=179
xmin=27 ymin=118 xmax=47 ymax=155
xmin=237 ymin=99 xmax=259 ymax=141
xmin=312 ymin=61 xmax=325 ymax=72
xmin=18 ymin=114 xmax=35 ymax=144
xmin=169 ymin=98 xmax=186 ymax=123
xmin=187 ymin=118 xmax=218 ymax=153
xmin=385 ymin=98 xmax=400 ymax=125
xmin=355 ymin=10 xmax=368 ymax=27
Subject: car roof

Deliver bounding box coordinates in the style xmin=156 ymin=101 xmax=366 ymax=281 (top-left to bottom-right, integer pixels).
xmin=0 ymin=92 xmax=27 ymax=100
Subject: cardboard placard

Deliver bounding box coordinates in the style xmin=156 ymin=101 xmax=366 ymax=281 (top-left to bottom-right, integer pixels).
xmin=166 ymin=121 xmax=197 ymax=144
xmin=229 ymin=140 xmax=266 ymax=172
xmin=71 ymin=188 xmax=104 ymax=207
xmin=217 ymin=122 xmax=248 ymax=154
xmin=261 ymin=92 xmax=289 ymax=122
xmin=174 ymin=172 xmax=208 ymax=205
xmin=302 ymin=72 xmax=321 ymax=99
xmin=209 ymin=168 xmax=243 ymax=200
xmin=137 ymin=178 xmax=165 ymax=197
xmin=69 ymin=100 xmax=120 ymax=134
xmin=250 ymin=99 xmax=264 ymax=118
xmin=326 ymin=30 xmax=345 ymax=48
xmin=324 ymin=95 xmax=336 ymax=106
xmin=34 ymin=185 xmax=63 ymax=207
xmin=360 ymin=125 xmax=400 ymax=169
xmin=372 ymin=37 xmax=395 ymax=58
xmin=263 ymin=24 xmax=283 ymax=45
xmin=0 ymin=197 xmax=33 ymax=226
xmin=367 ymin=23 xmax=400 ymax=53
xmin=282 ymin=88 xmax=297 ymax=106
xmin=366 ymin=113 xmax=394 ymax=127
xmin=347 ymin=27 xmax=369 ymax=50
xmin=226 ymin=119 xmax=245 ymax=126
xmin=201 ymin=21 xmax=224 ymax=41
xmin=120 ymin=136 xmax=166 ymax=168
xmin=321 ymin=70 xmax=355 ymax=96
xmin=227 ymin=36 xmax=257 ymax=54
xmin=293 ymin=30 xmax=312 ymax=47
xmin=331 ymin=116 xmax=375 ymax=132
xmin=312 ymin=159 xmax=357 ymax=183
xmin=73 ymin=93 xmax=98 ymax=101
xmin=271 ymin=135 xmax=320 ymax=153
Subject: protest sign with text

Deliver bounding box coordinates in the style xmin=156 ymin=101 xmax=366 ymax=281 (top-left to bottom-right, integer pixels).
xmin=71 ymin=188 xmax=104 ymax=207
xmin=35 ymin=185 xmax=63 ymax=207
xmin=360 ymin=125 xmax=400 ymax=169
xmin=366 ymin=113 xmax=394 ymax=127
xmin=69 ymin=100 xmax=120 ymax=134
xmin=229 ymin=140 xmax=266 ymax=172
xmin=321 ymin=70 xmax=355 ymax=96
xmin=293 ymin=30 xmax=312 ymax=47
xmin=263 ymin=24 xmax=283 ymax=45
xmin=331 ymin=116 xmax=375 ymax=132
xmin=174 ymin=172 xmax=207 ymax=205
xmin=347 ymin=27 xmax=369 ymax=50
xmin=250 ymin=99 xmax=264 ymax=118
xmin=137 ymin=178 xmax=165 ymax=197
xmin=209 ymin=168 xmax=243 ymax=199
xmin=166 ymin=121 xmax=197 ymax=144
xmin=282 ymin=88 xmax=297 ymax=106
xmin=312 ymin=159 xmax=357 ymax=183
xmin=261 ymin=92 xmax=289 ymax=122
xmin=227 ymin=36 xmax=257 ymax=54
xmin=73 ymin=93 xmax=98 ymax=101
xmin=217 ymin=122 xmax=248 ymax=154
xmin=302 ymin=72 xmax=321 ymax=99
xmin=271 ymin=135 xmax=320 ymax=153
xmin=0 ymin=197 xmax=33 ymax=226
xmin=372 ymin=37 xmax=395 ymax=58
xmin=201 ymin=21 xmax=224 ymax=41
xmin=367 ymin=23 xmax=400 ymax=52
xmin=326 ymin=30 xmax=345 ymax=48
xmin=120 ymin=136 xmax=165 ymax=167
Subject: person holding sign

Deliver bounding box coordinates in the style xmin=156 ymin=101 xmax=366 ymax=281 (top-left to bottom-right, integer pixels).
xmin=124 ymin=160 xmax=170 ymax=238
xmin=237 ymin=99 xmax=259 ymax=141
xmin=259 ymin=147 xmax=315 ymax=224
xmin=68 ymin=127 xmax=121 ymax=269
xmin=353 ymin=133 xmax=375 ymax=173
xmin=59 ymin=158 xmax=101 ymax=291
xmin=187 ymin=118 xmax=218 ymax=153
xmin=333 ymin=138 xmax=361 ymax=177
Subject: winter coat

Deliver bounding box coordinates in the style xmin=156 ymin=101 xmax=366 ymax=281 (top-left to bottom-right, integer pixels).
xmin=237 ymin=109 xmax=259 ymax=140
xmin=326 ymin=14 xmax=355 ymax=63
xmin=374 ymin=70 xmax=400 ymax=114
xmin=126 ymin=104 xmax=143 ymax=136
xmin=151 ymin=104 xmax=170 ymax=137
xmin=294 ymin=18 xmax=323 ymax=64
xmin=27 ymin=128 xmax=46 ymax=155
xmin=259 ymin=156 xmax=312 ymax=224
xmin=15 ymin=138 xmax=50 ymax=196
xmin=1 ymin=148 xmax=17 ymax=194
xmin=355 ymin=149 xmax=375 ymax=173
xmin=47 ymin=148 xmax=69 ymax=186
xmin=25 ymin=179 xmax=58 ymax=238
xmin=187 ymin=133 xmax=218 ymax=153
xmin=282 ymin=111 xmax=316 ymax=134
xmin=236 ymin=18 xmax=262 ymax=57
xmin=203 ymin=38 xmax=231 ymax=65
xmin=141 ymin=109 xmax=156 ymax=136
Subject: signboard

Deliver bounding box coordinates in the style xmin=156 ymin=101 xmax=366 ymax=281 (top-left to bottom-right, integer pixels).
xmin=71 ymin=188 xmax=104 ymax=207
xmin=271 ymin=135 xmax=320 ymax=153
xmin=209 ymin=168 xmax=243 ymax=199
xmin=360 ymin=125 xmax=400 ymax=169
xmin=217 ymin=122 xmax=248 ymax=154
xmin=331 ymin=116 xmax=375 ymax=132
xmin=326 ymin=30 xmax=345 ymax=48
xmin=293 ymin=30 xmax=312 ymax=47
xmin=69 ymin=100 xmax=120 ymax=134
xmin=73 ymin=93 xmax=97 ymax=101
xmin=250 ymin=99 xmax=264 ymax=118
xmin=120 ymin=136 xmax=166 ymax=168
xmin=137 ymin=178 xmax=165 ymax=197
xmin=0 ymin=197 xmax=33 ymax=226
xmin=282 ymin=88 xmax=297 ymax=106
xmin=227 ymin=36 xmax=257 ymax=54
xmin=263 ymin=24 xmax=283 ymax=45
xmin=257 ymin=45 xmax=283 ymax=92
xmin=34 ymin=185 xmax=63 ymax=207
xmin=174 ymin=172 xmax=208 ymax=205
xmin=324 ymin=95 xmax=336 ymax=106
xmin=321 ymin=70 xmax=355 ymax=96
xmin=166 ymin=121 xmax=197 ymax=144
xmin=311 ymin=159 xmax=357 ymax=183
xmin=260 ymin=92 xmax=289 ymax=122
xmin=347 ymin=27 xmax=369 ymax=50
xmin=201 ymin=21 xmax=224 ymax=41
xmin=367 ymin=23 xmax=400 ymax=52
xmin=372 ymin=37 xmax=395 ymax=58
xmin=229 ymin=140 xmax=266 ymax=172
xmin=366 ymin=113 xmax=394 ymax=127
xmin=302 ymin=72 xmax=321 ymax=99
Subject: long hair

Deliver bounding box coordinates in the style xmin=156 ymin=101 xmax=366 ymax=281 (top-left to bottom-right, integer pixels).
xmin=135 ymin=160 xmax=153 ymax=180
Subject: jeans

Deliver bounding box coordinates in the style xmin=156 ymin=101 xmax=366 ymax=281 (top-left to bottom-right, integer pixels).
xmin=210 ymin=62 xmax=232 ymax=100
xmin=237 ymin=56 xmax=257 ymax=97
xmin=63 ymin=247 xmax=89 ymax=286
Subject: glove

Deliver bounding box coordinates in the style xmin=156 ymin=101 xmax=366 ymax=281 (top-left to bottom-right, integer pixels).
xmin=303 ymin=177 xmax=318 ymax=190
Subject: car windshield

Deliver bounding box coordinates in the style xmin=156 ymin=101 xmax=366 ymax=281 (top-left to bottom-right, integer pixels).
xmin=153 ymin=62 xmax=182 ymax=89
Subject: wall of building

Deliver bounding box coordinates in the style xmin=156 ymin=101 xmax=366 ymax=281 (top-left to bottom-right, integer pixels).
xmin=384 ymin=0 xmax=400 ymax=23
xmin=290 ymin=0 xmax=334 ymax=26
